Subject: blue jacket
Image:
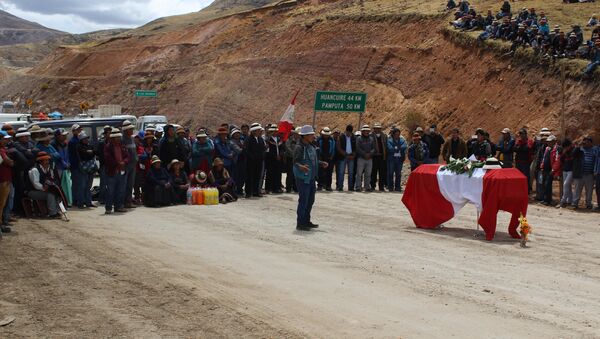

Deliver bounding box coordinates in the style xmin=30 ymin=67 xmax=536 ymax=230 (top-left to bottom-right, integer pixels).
xmin=37 ymin=143 xmax=62 ymax=167
xmin=387 ymin=136 xmax=407 ymax=162
xmin=51 ymin=141 xmax=70 ymax=170
xmin=214 ymin=138 xmax=234 ymax=168
xmin=317 ymin=137 xmax=335 ymax=159
xmin=293 ymin=141 xmax=318 ymax=184
xmin=496 ymin=138 xmax=515 ymax=163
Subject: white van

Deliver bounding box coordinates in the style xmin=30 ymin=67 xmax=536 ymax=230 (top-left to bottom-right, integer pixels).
xmin=136 ymin=115 xmax=167 ymax=131
xmin=0 ymin=113 xmax=30 ymax=123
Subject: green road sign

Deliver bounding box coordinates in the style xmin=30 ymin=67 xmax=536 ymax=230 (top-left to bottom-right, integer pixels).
xmin=314 ymin=91 xmax=367 ymax=113
xmin=135 ymin=90 xmax=157 ymax=98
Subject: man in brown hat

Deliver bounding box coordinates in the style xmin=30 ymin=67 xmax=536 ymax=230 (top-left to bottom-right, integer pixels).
xmin=104 ymin=128 xmax=129 ymax=214
xmin=370 ymin=123 xmax=388 ymax=192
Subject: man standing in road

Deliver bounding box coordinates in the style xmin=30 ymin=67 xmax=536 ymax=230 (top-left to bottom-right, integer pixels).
xmin=336 ymin=125 xmax=356 ymax=192
xmin=355 ymin=125 xmax=375 ymax=192
xmin=370 ymin=123 xmax=388 ymax=192
xmin=244 ymin=123 xmax=266 ymax=198
xmin=293 ymin=125 xmax=327 ymax=231
xmin=422 ymin=124 xmax=445 ymax=164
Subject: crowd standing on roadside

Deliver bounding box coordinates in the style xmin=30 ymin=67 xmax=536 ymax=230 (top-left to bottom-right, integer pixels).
xmin=448 ymin=0 xmax=600 ymax=77
xmin=0 ymin=118 xmax=598 ymax=236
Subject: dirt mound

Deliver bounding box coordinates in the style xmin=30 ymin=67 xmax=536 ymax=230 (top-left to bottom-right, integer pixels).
xmin=0 ymin=1 xmax=598 ymax=139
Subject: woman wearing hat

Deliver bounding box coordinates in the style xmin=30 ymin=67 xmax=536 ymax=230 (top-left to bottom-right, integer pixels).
xmin=144 ymin=156 xmax=174 ymax=207
xmin=208 ymin=157 xmax=237 ymax=203
xmin=191 ymin=130 xmax=214 ymax=174
xmin=76 ymin=132 xmax=97 ymax=208
xmin=26 ymin=152 xmax=61 ymax=220
xmin=168 ymin=159 xmax=189 ymax=204
xmin=103 ymin=128 xmax=129 ymax=214
xmin=189 ymin=170 xmax=210 ymax=188
xmin=229 ymin=129 xmax=246 ymax=196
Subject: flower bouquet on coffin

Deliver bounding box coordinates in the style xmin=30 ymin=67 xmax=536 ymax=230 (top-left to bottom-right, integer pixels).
xmin=518 ymin=213 xmax=532 ymax=248
xmin=440 ymin=157 xmax=484 ymax=177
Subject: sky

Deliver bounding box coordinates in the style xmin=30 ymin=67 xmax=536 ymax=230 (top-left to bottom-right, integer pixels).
xmin=0 ymin=0 xmax=214 ymax=34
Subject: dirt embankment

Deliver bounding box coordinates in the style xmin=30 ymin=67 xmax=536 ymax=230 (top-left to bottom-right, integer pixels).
xmin=1 ymin=0 xmax=598 ymax=138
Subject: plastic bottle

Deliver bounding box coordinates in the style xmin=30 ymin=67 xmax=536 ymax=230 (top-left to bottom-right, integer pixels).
xmin=197 ymin=189 xmax=205 ymax=205
xmin=186 ymin=188 xmax=193 ymax=205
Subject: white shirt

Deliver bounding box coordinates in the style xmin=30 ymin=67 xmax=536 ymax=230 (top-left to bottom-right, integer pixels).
xmin=28 ymin=166 xmax=49 ymax=191
xmin=345 ymin=135 xmax=352 ymax=154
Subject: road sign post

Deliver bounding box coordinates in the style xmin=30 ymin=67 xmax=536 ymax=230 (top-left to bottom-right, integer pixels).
xmin=313 ymin=91 xmax=367 ymax=128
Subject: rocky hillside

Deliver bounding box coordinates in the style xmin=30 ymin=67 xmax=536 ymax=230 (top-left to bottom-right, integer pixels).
xmin=0 ymin=10 xmax=66 ymax=46
xmin=0 ymin=0 xmax=598 ymax=139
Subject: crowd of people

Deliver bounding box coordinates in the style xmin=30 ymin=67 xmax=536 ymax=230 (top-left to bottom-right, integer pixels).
xmin=447 ymin=0 xmax=600 ymax=77
xmin=0 ymin=118 xmax=598 ymax=236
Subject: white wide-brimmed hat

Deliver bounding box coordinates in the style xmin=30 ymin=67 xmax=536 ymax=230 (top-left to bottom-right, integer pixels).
xmin=482 ymin=157 xmax=503 ymax=170
xmin=299 ymin=125 xmax=315 ymax=136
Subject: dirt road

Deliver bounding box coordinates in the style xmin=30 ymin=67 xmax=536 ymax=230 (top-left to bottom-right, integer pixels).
xmin=1 ymin=191 xmax=599 ymax=338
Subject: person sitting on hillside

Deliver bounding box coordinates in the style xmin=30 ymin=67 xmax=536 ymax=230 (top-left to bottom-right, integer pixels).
xmin=498 ymin=0 xmax=511 ymax=18
xmin=588 ymin=14 xmax=598 ymax=27
xmin=484 ymin=10 xmax=494 ymax=26
xmin=538 ymin=17 xmax=550 ymax=35
xmin=446 ymin=0 xmax=457 ymax=11
xmin=583 ymin=39 xmax=600 ymax=77
xmin=478 ymin=20 xmax=500 ymax=42
xmin=565 ymin=33 xmax=582 ymax=58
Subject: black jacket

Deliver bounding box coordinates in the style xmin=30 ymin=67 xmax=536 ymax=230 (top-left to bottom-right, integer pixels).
xmin=244 ymin=136 xmax=266 ymax=161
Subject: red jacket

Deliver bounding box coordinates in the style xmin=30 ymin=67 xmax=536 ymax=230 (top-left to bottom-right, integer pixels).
xmin=551 ymin=145 xmax=561 ymax=178
xmin=104 ymin=141 xmax=129 ymax=177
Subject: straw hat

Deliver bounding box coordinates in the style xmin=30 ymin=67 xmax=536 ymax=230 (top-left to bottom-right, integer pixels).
xmin=230 ymin=129 xmax=241 ymax=137
xmin=360 ymin=124 xmax=371 ymax=132
xmin=151 ymin=155 xmax=161 ymax=165
xmin=196 ymin=131 xmax=208 ymax=138
xmin=250 ymin=123 xmax=262 ymax=132
xmin=501 ymin=128 xmax=511 ymax=134
xmin=122 ymin=120 xmax=134 ymax=131
xmin=196 ymin=171 xmax=207 ymax=183
xmin=110 ymin=128 xmax=122 ymax=138
xmin=213 ymin=157 xmax=224 ymax=166
xmin=320 ymin=127 xmax=332 ymax=136
xmin=167 ymin=159 xmax=181 ymax=170
xmin=482 ymin=157 xmax=503 ymax=170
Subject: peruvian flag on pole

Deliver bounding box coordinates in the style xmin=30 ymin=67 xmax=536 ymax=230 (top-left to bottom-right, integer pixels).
xmin=277 ymin=90 xmax=300 ymax=141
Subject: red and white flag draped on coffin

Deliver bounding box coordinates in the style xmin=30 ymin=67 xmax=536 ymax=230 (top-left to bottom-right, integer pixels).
xmin=401 ymin=164 xmax=529 ymax=241
xmin=277 ymin=90 xmax=300 ymax=142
